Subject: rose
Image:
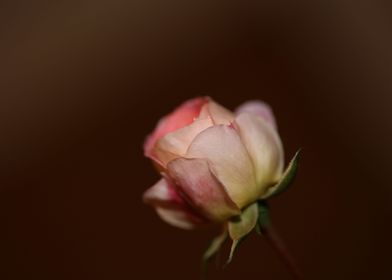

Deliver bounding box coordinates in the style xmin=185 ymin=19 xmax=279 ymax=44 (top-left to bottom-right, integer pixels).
xmin=143 ymin=97 xmax=284 ymax=230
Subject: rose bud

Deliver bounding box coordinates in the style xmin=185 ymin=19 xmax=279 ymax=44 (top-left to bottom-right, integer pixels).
xmin=143 ymin=97 xmax=284 ymax=230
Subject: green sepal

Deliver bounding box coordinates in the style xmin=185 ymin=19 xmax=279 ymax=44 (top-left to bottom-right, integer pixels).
xmin=226 ymin=203 xmax=258 ymax=265
xmin=261 ymin=149 xmax=301 ymax=199
xmin=226 ymin=236 xmax=248 ymax=267
xmin=255 ymin=200 xmax=270 ymax=235
xmin=201 ymin=230 xmax=228 ymax=278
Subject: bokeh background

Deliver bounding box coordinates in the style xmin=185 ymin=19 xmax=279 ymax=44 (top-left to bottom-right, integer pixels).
xmin=1 ymin=0 xmax=391 ymax=279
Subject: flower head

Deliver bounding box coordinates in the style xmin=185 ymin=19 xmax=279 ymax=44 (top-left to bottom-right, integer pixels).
xmin=143 ymin=97 xmax=284 ymax=229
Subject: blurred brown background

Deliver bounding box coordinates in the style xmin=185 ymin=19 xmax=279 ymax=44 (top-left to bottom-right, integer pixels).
xmin=1 ymin=0 xmax=391 ymax=279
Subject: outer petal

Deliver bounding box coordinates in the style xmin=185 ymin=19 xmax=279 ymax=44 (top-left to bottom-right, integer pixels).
xmin=186 ymin=125 xmax=257 ymax=209
xmin=235 ymin=100 xmax=277 ymax=129
xmin=199 ymin=99 xmax=235 ymax=125
xmin=234 ymin=112 xmax=284 ymax=194
xmin=155 ymin=208 xmax=199 ymax=230
xmin=167 ymin=158 xmax=240 ymax=221
xmin=143 ymin=177 xmax=184 ymax=207
xmin=154 ymin=118 xmax=213 ymax=166
xmin=143 ymin=178 xmax=207 ymax=229
xmin=144 ymin=97 xmax=208 ymax=158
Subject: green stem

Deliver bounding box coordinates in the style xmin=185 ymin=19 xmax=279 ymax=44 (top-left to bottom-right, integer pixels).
xmin=262 ymin=225 xmax=304 ymax=280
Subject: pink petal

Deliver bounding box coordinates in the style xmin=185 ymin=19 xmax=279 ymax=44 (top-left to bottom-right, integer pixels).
xmin=186 ymin=125 xmax=257 ymax=209
xmin=143 ymin=177 xmax=185 ymax=207
xmin=143 ymin=178 xmax=207 ymax=229
xmin=235 ymin=100 xmax=277 ymax=129
xmin=155 ymin=208 xmax=199 ymax=230
xmin=234 ymin=112 xmax=284 ymax=192
xmin=154 ymin=118 xmax=213 ymax=166
xmin=199 ymin=99 xmax=235 ymax=125
xmin=167 ymin=158 xmax=240 ymax=221
xmin=144 ymin=97 xmax=208 ymax=159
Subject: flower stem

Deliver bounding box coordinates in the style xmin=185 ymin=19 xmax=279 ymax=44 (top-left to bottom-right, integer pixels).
xmin=262 ymin=225 xmax=304 ymax=280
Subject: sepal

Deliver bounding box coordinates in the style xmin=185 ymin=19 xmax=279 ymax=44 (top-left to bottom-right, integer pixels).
xmin=226 ymin=202 xmax=259 ymax=264
xmin=261 ymin=149 xmax=301 ymax=199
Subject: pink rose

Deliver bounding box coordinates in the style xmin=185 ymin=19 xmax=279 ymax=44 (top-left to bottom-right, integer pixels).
xmin=143 ymin=97 xmax=284 ymax=229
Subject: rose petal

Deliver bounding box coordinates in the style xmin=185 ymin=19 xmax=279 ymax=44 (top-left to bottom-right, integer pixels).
xmin=168 ymin=158 xmax=240 ymax=221
xmin=199 ymin=99 xmax=235 ymax=125
xmin=143 ymin=178 xmax=207 ymax=229
xmin=186 ymin=125 xmax=257 ymax=209
xmin=144 ymin=97 xmax=208 ymax=159
xmin=143 ymin=177 xmax=184 ymax=207
xmin=155 ymin=208 xmax=198 ymax=230
xmin=235 ymin=100 xmax=277 ymax=129
xmin=154 ymin=118 xmax=213 ymax=166
xmin=234 ymin=112 xmax=284 ymax=193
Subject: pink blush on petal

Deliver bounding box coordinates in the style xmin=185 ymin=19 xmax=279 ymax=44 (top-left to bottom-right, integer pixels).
xmin=144 ymin=97 xmax=208 ymax=159
xmin=143 ymin=177 xmax=209 ymax=227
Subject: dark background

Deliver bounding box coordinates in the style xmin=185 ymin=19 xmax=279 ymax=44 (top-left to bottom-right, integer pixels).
xmin=1 ymin=0 xmax=391 ymax=279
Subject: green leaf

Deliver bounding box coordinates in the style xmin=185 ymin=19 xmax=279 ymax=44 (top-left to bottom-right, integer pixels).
xmin=261 ymin=149 xmax=301 ymax=199
xmin=255 ymin=200 xmax=270 ymax=234
xmin=226 ymin=202 xmax=258 ymax=265
xmin=201 ymin=230 xmax=227 ymax=278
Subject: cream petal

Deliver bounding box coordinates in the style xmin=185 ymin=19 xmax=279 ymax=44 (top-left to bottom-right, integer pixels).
xmin=143 ymin=178 xmax=207 ymax=229
xmin=167 ymin=158 xmax=240 ymax=221
xmin=234 ymin=112 xmax=284 ymax=193
xmin=199 ymin=100 xmax=235 ymax=125
xmin=154 ymin=118 xmax=213 ymax=166
xmin=186 ymin=125 xmax=257 ymax=209
xmin=235 ymin=100 xmax=277 ymax=129
xmin=143 ymin=178 xmax=184 ymax=207
xmin=155 ymin=207 xmax=198 ymax=230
